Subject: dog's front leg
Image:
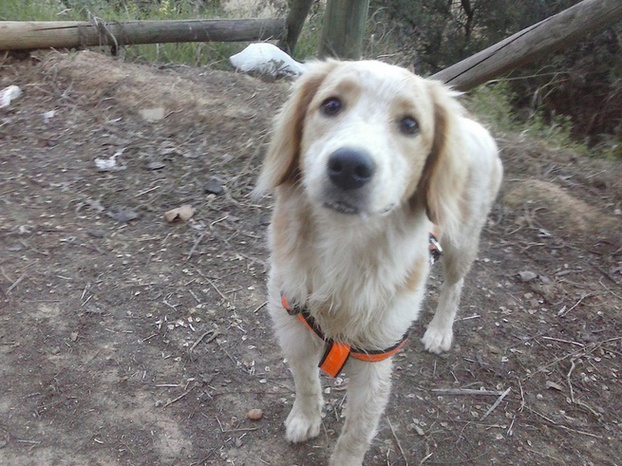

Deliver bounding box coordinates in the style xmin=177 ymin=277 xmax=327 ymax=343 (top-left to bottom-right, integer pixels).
xmin=272 ymin=311 xmax=325 ymax=443
xmin=330 ymin=359 xmax=393 ymax=466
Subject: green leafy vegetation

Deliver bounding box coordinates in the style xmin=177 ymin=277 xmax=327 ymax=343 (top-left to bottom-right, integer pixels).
xmin=466 ymin=81 xmax=591 ymax=156
xmin=0 ymin=0 xmax=256 ymax=67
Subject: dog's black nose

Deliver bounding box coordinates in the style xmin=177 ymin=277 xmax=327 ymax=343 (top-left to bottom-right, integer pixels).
xmin=327 ymin=148 xmax=375 ymax=190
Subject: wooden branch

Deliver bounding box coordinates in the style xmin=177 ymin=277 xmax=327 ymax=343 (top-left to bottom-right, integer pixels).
xmin=0 ymin=18 xmax=286 ymax=52
xmin=277 ymin=0 xmax=314 ymax=55
xmin=431 ymin=0 xmax=622 ymax=91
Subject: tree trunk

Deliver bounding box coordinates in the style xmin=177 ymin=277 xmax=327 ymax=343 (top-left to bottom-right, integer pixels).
xmin=278 ymin=0 xmax=315 ymax=56
xmin=318 ymin=0 xmax=370 ymax=59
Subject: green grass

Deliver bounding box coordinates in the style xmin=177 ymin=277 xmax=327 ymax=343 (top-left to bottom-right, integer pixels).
xmin=0 ymin=0 xmax=256 ymax=67
xmin=466 ymin=80 xmax=590 ymax=156
xmin=0 ymin=0 xmax=67 ymax=21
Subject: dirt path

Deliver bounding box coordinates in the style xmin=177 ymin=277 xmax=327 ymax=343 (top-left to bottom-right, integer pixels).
xmin=1 ymin=51 xmax=620 ymax=466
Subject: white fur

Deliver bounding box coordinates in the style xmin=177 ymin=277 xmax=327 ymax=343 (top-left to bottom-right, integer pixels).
xmin=256 ymin=60 xmax=503 ymax=464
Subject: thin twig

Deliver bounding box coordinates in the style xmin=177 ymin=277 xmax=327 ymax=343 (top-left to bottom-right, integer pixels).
xmin=188 ymin=289 xmax=201 ymax=304
xmin=190 ymin=449 xmax=216 ymax=466
xmin=163 ymin=385 xmax=195 ymax=408
xmin=524 ymin=337 xmax=622 ymax=380
xmin=432 ymin=388 xmax=504 ymax=396
xmin=566 ymin=359 xmax=576 ymax=403
xmin=507 ymin=415 xmax=516 ymax=436
xmin=524 ymin=405 xmax=602 ymax=439
xmin=387 ymin=418 xmax=408 ymax=466
xmin=7 ymin=271 xmax=27 ymax=294
xmin=558 ymin=292 xmax=594 ymax=317
xmin=517 ymin=377 xmax=526 ymax=413
xmin=598 ymin=277 xmax=622 ymax=299
xmin=189 ymin=330 xmax=219 ymax=354
xmin=134 ymin=185 xmax=160 ymax=198
xmin=206 ymin=277 xmax=229 ymax=302
xmin=541 ymin=336 xmax=584 ymax=347
xmin=187 ymin=232 xmax=206 ymax=261
xmin=480 ymin=387 xmax=511 ymax=420
xmin=219 ymin=426 xmax=260 ymax=434
xmin=252 ymin=301 xmax=267 ymax=314
xmin=419 ymin=452 xmax=434 ymax=465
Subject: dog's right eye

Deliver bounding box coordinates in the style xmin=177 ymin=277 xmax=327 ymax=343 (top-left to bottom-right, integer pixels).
xmin=320 ymin=97 xmax=343 ymax=116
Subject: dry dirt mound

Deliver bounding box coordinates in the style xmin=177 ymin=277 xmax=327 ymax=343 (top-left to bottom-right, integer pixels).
xmin=1 ymin=51 xmax=621 ymax=466
xmin=504 ymin=179 xmax=619 ymax=241
xmin=42 ymin=51 xmax=272 ymax=131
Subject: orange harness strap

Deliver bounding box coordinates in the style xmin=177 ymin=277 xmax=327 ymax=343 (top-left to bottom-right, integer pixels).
xmin=281 ymin=295 xmax=409 ymax=378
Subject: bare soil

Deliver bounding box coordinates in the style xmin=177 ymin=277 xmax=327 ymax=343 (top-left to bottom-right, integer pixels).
xmin=1 ymin=50 xmax=621 ymax=466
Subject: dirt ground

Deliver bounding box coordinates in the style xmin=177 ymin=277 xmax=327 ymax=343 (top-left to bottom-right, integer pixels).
xmin=1 ymin=50 xmax=621 ymax=466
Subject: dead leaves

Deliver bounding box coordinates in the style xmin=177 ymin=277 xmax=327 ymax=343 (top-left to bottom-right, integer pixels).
xmin=164 ymin=205 xmax=195 ymax=223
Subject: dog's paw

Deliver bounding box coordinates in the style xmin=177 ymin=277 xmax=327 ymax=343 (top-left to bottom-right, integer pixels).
xmin=422 ymin=325 xmax=453 ymax=354
xmin=284 ymin=404 xmax=321 ymax=443
xmin=330 ymin=450 xmax=364 ymax=466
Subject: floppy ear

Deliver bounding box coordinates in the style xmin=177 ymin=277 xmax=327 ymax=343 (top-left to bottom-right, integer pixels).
xmin=417 ymin=81 xmax=469 ymax=238
xmin=253 ymin=61 xmax=338 ymax=197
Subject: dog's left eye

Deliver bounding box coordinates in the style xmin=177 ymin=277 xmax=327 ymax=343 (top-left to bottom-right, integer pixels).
xmin=399 ymin=116 xmax=419 ymax=135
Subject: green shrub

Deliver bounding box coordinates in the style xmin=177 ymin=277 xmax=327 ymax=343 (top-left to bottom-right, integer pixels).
xmin=466 ymin=80 xmax=590 ymax=155
xmin=465 ymin=81 xmax=517 ymax=135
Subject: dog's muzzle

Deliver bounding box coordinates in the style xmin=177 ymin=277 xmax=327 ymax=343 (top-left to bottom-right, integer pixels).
xmin=323 ymin=148 xmax=375 ymax=214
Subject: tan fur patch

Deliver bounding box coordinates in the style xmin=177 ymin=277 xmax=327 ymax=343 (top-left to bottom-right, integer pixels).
xmin=410 ymin=99 xmax=447 ymax=219
xmin=277 ymin=65 xmax=337 ymax=187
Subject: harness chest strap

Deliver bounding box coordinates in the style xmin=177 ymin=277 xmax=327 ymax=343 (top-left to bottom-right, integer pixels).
xmin=281 ymin=295 xmax=409 ymax=378
xmin=279 ymin=232 xmax=441 ymax=377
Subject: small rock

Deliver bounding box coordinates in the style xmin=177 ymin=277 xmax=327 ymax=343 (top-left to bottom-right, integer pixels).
xmin=87 ymin=228 xmax=106 ymax=238
xmin=545 ymin=381 xmax=564 ymax=391
xmin=517 ymin=271 xmax=538 ymax=283
xmin=106 ymin=206 xmax=141 ymax=223
xmin=140 ymin=107 xmax=166 ymax=122
xmin=246 ymin=408 xmax=263 ymax=421
xmin=204 ymin=177 xmax=224 ymax=195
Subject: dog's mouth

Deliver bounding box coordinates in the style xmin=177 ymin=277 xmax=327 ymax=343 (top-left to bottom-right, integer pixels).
xmin=323 ymin=200 xmax=360 ymax=215
xmin=323 ymin=199 xmax=398 ymax=217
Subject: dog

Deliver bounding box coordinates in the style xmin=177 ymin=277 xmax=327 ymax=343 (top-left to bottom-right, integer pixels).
xmin=254 ymin=60 xmax=503 ymax=465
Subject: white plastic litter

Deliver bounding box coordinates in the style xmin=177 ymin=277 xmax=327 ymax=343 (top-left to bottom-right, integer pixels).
xmin=42 ymin=110 xmax=56 ymax=123
xmin=0 ymin=85 xmax=22 ymax=109
xmin=229 ymin=43 xmax=307 ymax=77
xmin=95 ymin=150 xmax=126 ymax=172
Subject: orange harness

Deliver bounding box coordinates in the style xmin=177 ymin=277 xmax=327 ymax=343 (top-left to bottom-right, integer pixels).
xmin=280 ymin=233 xmax=442 ymax=378
xmin=281 ymin=295 xmax=409 ymax=377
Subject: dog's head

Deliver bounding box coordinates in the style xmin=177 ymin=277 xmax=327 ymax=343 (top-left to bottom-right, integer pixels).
xmin=255 ymin=60 xmax=468 ymax=232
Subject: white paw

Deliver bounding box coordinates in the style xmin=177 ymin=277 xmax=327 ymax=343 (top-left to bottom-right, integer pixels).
xmin=284 ymin=403 xmax=321 ymax=443
xmin=329 ymin=451 xmax=364 ymax=466
xmin=422 ymin=324 xmax=453 ymax=354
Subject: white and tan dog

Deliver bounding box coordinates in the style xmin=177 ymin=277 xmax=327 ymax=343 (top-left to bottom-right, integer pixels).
xmin=255 ymin=60 xmax=503 ymax=465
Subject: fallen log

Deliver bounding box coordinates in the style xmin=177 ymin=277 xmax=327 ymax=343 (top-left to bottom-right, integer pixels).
xmin=0 ymin=18 xmax=286 ymax=52
xmin=431 ymin=0 xmax=622 ymax=91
